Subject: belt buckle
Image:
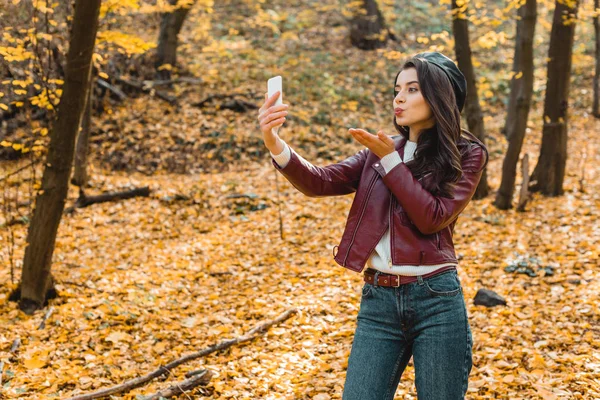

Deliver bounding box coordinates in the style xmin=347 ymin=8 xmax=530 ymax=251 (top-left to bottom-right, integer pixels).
xmin=392 ymin=274 xmax=401 ymax=287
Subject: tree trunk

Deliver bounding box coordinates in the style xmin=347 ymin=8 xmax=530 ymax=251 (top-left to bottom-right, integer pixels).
xmin=529 ymin=0 xmax=579 ymax=196
xmin=155 ymin=0 xmax=193 ymax=80
xmin=451 ymin=0 xmax=489 ymax=199
xmin=72 ymin=82 xmax=92 ymax=187
xmin=19 ymin=0 xmax=101 ymax=315
xmin=494 ymin=0 xmax=537 ymax=209
xmin=593 ymin=0 xmax=600 ymax=118
xmin=349 ymin=0 xmax=388 ymax=50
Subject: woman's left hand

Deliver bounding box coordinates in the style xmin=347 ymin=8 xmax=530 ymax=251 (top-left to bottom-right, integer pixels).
xmin=348 ymin=128 xmax=396 ymax=159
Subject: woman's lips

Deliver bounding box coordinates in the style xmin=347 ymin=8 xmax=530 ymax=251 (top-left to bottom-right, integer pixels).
xmin=395 ymin=109 xmax=404 ymax=116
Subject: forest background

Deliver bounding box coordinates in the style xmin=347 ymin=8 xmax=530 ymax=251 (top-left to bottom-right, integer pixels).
xmin=0 ymin=0 xmax=599 ymax=399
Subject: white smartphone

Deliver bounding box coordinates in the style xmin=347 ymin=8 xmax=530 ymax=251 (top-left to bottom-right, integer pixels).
xmin=267 ymin=76 xmax=283 ymax=134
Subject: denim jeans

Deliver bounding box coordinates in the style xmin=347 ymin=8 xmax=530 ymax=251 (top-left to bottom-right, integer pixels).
xmin=342 ymin=269 xmax=473 ymax=400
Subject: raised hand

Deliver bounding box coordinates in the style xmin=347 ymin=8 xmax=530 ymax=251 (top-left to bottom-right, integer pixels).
xmin=257 ymin=91 xmax=289 ymax=153
xmin=348 ymin=128 xmax=396 ymax=159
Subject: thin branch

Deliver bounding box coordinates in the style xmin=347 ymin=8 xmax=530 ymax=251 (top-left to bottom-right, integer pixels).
xmin=0 ymin=160 xmax=38 ymax=183
xmin=145 ymin=370 xmax=213 ymax=400
xmin=65 ymin=308 xmax=298 ymax=400
xmin=38 ymin=306 xmax=54 ymax=330
xmin=96 ymin=78 xmax=127 ymax=101
xmin=11 ymin=338 xmax=21 ymax=353
xmin=114 ymin=76 xmax=177 ymax=104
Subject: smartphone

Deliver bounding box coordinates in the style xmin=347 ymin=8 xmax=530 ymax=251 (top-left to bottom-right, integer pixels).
xmin=267 ymin=76 xmax=283 ymax=134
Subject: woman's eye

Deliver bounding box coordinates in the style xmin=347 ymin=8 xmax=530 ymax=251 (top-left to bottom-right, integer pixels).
xmin=395 ymin=88 xmax=417 ymax=93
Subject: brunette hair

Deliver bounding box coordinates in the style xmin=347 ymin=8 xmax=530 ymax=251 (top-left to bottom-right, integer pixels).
xmin=393 ymin=57 xmax=477 ymax=198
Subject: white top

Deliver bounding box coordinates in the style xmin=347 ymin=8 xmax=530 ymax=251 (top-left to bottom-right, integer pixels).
xmin=270 ymin=139 xmax=457 ymax=276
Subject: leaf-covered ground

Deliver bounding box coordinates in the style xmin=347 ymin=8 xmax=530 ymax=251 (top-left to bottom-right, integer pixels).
xmin=1 ymin=0 xmax=600 ymax=398
xmin=1 ymin=104 xmax=599 ymax=398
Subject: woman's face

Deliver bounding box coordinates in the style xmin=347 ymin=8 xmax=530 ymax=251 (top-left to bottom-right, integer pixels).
xmin=393 ymin=68 xmax=435 ymax=134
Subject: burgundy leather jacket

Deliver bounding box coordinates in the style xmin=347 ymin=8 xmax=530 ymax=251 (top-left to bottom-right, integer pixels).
xmin=271 ymin=134 xmax=488 ymax=273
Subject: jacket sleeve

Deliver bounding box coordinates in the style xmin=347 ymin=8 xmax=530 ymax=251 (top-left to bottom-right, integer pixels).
xmin=271 ymin=143 xmax=368 ymax=198
xmin=381 ymin=143 xmax=488 ymax=234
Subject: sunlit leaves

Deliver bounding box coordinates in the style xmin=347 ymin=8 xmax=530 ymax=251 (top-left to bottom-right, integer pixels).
xmin=96 ymin=31 xmax=156 ymax=55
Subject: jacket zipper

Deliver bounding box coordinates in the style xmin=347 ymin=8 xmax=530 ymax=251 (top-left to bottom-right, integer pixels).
xmin=389 ymin=193 xmax=394 ymax=266
xmin=343 ymin=173 xmax=378 ymax=266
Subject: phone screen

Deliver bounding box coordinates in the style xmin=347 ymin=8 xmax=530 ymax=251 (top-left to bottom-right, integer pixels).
xmin=267 ymin=76 xmax=283 ymax=107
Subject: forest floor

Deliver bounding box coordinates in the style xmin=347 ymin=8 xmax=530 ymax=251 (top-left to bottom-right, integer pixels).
xmin=0 ymin=105 xmax=598 ymax=399
xmin=1 ymin=0 xmax=600 ymax=398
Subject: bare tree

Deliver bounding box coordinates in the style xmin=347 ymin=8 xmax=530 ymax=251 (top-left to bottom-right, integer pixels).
xmin=494 ymin=0 xmax=537 ymax=209
xmin=451 ymin=0 xmax=489 ymax=199
xmin=155 ymin=0 xmax=194 ymax=79
xmin=17 ymin=0 xmax=101 ymax=314
xmin=349 ymin=0 xmax=392 ymax=50
xmin=72 ymin=82 xmax=93 ymax=188
xmin=529 ymin=0 xmax=579 ymax=196
xmin=593 ymin=0 xmax=600 ymax=118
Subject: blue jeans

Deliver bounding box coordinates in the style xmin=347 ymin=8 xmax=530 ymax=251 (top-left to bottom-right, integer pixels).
xmin=342 ymin=269 xmax=473 ymax=400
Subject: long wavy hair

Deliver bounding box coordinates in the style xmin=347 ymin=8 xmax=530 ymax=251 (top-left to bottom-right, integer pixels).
xmin=393 ymin=57 xmax=473 ymax=198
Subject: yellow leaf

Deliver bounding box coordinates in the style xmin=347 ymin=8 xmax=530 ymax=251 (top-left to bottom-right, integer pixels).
xmin=40 ymin=127 xmax=48 ymax=136
xmin=98 ymin=71 xmax=109 ymax=79
xmin=0 ymin=103 xmax=8 ymax=110
xmin=1 ymin=140 xmax=12 ymax=147
xmin=12 ymin=143 xmax=22 ymax=151
xmin=105 ymin=331 xmax=131 ymax=343
xmin=24 ymin=355 xmax=47 ymax=369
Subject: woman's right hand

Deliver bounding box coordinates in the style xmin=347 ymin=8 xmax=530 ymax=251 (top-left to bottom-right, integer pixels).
xmin=257 ymin=91 xmax=289 ymax=153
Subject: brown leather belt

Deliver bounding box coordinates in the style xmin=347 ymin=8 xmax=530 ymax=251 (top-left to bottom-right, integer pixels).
xmin=363 ymin=265 xmax=457 ymax=287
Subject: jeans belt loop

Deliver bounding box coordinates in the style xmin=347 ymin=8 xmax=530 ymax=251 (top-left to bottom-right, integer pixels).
xmin=417 ymin=275 xmax=424 ymax=286
xmin=373 ymin=271 xmax=381 ymax=287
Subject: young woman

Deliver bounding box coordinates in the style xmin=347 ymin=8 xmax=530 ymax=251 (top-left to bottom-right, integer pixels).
xmin=257 ymin=51 xmax=488 ymax=400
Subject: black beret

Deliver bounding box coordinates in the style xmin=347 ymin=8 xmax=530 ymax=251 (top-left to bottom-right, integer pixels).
xmin=413 ymin=51 xmax=468 ymax=113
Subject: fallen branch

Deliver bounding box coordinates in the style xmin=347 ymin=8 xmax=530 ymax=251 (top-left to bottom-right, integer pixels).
xmin=114 ymin=76 xmax=177 ymax=105
xmin=96 ymin=78 xmax=127 ymax=101
xmin=75 ymin=186 xmax=150 ymax=208
xmin=192 ymin=93 xmax=256 ymax=109
xmin=145 ymin=369 xmax=214 ymax=400
xmin=11 ymin=338 xmax=20 ymax=353
xmin=0 ymin=160 xmax=38 ymax=183
xmin=65 ymin=308 xmax=298 ymax=400
xmin=579 ymin=147 xmax=589 ymax=193
xmin=38 ymin=306 xmax=54 ymax=330
xmin=64 ymin=187 xmax=151 ymax=213
xmin=142 ymin=77 xmax=204 ymax=89
xmin=0 ymin=360 xmax=4 ymax=386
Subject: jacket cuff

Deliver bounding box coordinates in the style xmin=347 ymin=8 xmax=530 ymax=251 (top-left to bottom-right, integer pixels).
xmin=270 ymin=140 xmax=291 ymax=168
xmin=380 ymin=151 xmax=403 ymax=174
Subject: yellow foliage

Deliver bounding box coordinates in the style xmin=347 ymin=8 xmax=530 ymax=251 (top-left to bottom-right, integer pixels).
xmin=0 ymin=45 xmax=34 ymax=62
xmin=97 ymin=30 xmax=156 ymax=55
